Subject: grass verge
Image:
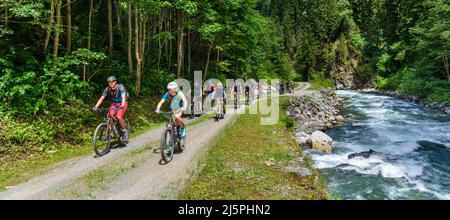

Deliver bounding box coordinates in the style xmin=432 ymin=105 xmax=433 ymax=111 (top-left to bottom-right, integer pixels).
xmin=179 ymin=97 xmax=328 ymax=200
xmin=309 ymin=78 xmax=335 ymax=91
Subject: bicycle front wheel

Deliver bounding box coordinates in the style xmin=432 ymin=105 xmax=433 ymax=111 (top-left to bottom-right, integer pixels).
xmin=160 ymin=127 xmax=174 ymax=163
xmin=93 ymin=123 xmax=111 ymax=156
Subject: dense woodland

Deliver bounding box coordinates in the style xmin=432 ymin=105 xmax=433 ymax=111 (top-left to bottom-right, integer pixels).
xmin=0 ymin=0 xmax=449 ymax=167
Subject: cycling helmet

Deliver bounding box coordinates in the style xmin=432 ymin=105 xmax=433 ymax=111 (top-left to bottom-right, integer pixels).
xmin=167 ymin=82 xmax=178 ymax=90
xmin=107 ymin=76 xmax=117 ymax=82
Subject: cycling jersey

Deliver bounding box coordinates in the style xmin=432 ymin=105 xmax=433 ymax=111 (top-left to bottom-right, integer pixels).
xmin=102 ymin=84 xmax=128 ymax=104
xmin=162 ymin=91 xmax=186 ymax=111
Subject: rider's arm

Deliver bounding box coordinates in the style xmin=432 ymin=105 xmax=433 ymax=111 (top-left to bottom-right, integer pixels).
xmin=156 ymin=99 xmax=166 ymax=111
xmin=119 ymin=85 xmax=127 ymax=108
xmin=121 ymin=95 xmax=126 ymax=108
xmin=94 ymin=96 xmax=106 ymax=108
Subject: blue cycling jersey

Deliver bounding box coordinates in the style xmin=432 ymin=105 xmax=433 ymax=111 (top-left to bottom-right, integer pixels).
xmin=162 ymin=91 xmax=185 ymax=111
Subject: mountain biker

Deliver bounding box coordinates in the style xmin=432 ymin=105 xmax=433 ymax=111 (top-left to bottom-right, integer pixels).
xmin=93 ymin=76 xmax=129 ymax=141
xmin=214 ymin=82 xmax=225 ymax=118
xmin=204 ymin=81 xmax=215 ymax=112
xmin=155 ymin=82 xmax=188 ymax=138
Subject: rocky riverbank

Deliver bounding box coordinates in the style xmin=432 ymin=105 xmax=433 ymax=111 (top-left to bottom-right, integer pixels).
xmin=286 ymin=89 xmax=345 ymax=154
xmin=363 ymin=89 xmax=450 ymax=115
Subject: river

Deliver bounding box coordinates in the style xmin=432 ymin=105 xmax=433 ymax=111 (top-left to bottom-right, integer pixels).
xmin=306 ymin=90 xmax=450 ymax=200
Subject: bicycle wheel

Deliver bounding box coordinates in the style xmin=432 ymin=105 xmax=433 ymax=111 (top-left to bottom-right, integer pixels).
xmin=93 ymin=123 xmax=111 ymax=156
xmin=160 ymin=126 xmax=174 ymax=163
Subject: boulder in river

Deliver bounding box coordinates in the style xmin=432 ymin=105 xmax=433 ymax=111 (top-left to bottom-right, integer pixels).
xmin=348 ymin=150 xmax=377 ymax=159
xmin=310 ymin=131 xmax=333 ymax=154
xmin=445 ymin=107 xmax=450 ymax=115
xmin=295 ymin=132 xmax=312 ymax=147
xmin=417 ymin=140 xmax=448 ymax=151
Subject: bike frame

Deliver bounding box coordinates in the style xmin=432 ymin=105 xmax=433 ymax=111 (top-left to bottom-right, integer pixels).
xmin=100 ymin=108 xmax=122 ymax=138
xmin=162 ymin=111 xmax=181 ymax=145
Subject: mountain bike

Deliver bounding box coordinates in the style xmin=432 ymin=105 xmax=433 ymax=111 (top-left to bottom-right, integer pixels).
xmin=93 ymin=107 xmax=131 ymax=156
xmin=158 ymin=111 xmax=185 ymax=163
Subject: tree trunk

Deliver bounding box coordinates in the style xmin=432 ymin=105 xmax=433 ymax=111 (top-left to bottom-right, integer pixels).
xmin=141 ymin=16 xmax=147 ymax=74
xmin=204 ymin=41 xmax=213 ymax=79
xmin=4 ymin=1 xmax=7 ymax=26
xmin=176 ymin=12 xmax=184 ymax=78
xmin=187 ymin=29 xmax=191 ymax=76
xmin=43 ymin=0 xmax=55 ymax=55
xmin=157 ymin=10 xmax=162 ymax=71
xmin=52 ymin=0 xmax=62 ymax=60
xmin=114 ymin=0 xmax=123 ymax=41
xmin=107 ymin=0 xmax=113 ymax=56
xmin=127 ymin=0 xmax=133 ymax=74
xmin=84 ymin=0 xmax=94 ymax=81
xmin=66 ymin=0 xmax=72 ymax=54
xmin=168 ymin=9 xmax=172 ymax=71
xmin=135 ymin=4 xmax=142 ymax=96
xmin=164 ymin=9 xmax=168 ymax=68
xmin=216 ymin=48 xmax=220 ymax=74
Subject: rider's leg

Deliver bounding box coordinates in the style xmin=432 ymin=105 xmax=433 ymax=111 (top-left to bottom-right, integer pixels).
xmin=116 ymin=103 xmax=128 ymax=130
xmin=174 ymin=111 xmax=186 ymax=137
xmin=116 ymin=103 xmax=129 ymax=141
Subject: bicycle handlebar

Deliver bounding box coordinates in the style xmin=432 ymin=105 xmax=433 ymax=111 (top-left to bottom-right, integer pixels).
xmin=97 ymin=107 xmax=124 ymax=112
xmin=158 ymin=111 xmax=173 ymax=115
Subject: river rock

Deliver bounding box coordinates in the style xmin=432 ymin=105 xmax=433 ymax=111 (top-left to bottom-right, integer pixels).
xmin=295 ymin=132 xmax=312 ymax=147
xmin=348 ymin=150 xmax=377 ymax=159
xmin=336 ymin=115 xmax=345 ymax=122
xmin=445 ymin=107 xmax=450 ymax=115
xmin=310 ymin=131 xmax=333 ymax=154
xmin=326 ymin=123 xmax=333 ymax=129
xmin=417 ymin=140 xmax=448 ymax=150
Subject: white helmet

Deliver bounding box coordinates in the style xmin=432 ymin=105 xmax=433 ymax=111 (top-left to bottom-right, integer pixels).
xmin=167 ymin=82 xmax=178 ymax=90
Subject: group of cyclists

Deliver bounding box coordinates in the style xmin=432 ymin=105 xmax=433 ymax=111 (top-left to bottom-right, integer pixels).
xmin=92 ymin=76 xmax=239 ymax=153
xmin=92 ymin=76 xmax=294 ymax=158
xmin=277 ymin=81 xmax=295 ymax=95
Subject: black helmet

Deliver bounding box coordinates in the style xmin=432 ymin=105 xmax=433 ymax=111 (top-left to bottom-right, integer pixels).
xmin=107 ymin=76 xmax=117 ymax=82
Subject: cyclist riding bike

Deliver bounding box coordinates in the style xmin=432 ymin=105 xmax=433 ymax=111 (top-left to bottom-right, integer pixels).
xmin=93 ymin=76 xmax=130 ymax=141
xmin=213 ymin=82 xmax=226 ymax=118
xmin=204 ymin=81 xmax=215 ymax=112
xmin=156 ymin=82 xmax=188 ymax=138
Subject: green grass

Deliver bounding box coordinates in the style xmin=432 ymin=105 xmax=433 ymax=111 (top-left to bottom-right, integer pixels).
xmin=309 ymin=78 xmax=335 ymax=91
xmin=179 ymin=97 xmax=328 ymax=200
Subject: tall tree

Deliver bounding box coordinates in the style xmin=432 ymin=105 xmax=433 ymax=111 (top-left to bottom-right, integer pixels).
xmin=134 ymin=2 xmax=146 ymax=96
xmin=114 ymin=0 xmax=123 ymax=41
xmin=66 ymin=0 xmax=72 ymax=54
xmin=176 ymin=11 xmax=185 ymax=78
xmin=3 ymin=0 xmax=8 ymax=26
xmin=83 ymin=0 xmax=94 ymax=81
xmin=107 ymin=0 xmax=113 ymax=56
xmin=43 ymin=0 xmax=55 ymax=55
xmin=127 ymin=0 xmax=133 ymax=74
xmin=52 ymin=0 xmax=62 ymax=60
